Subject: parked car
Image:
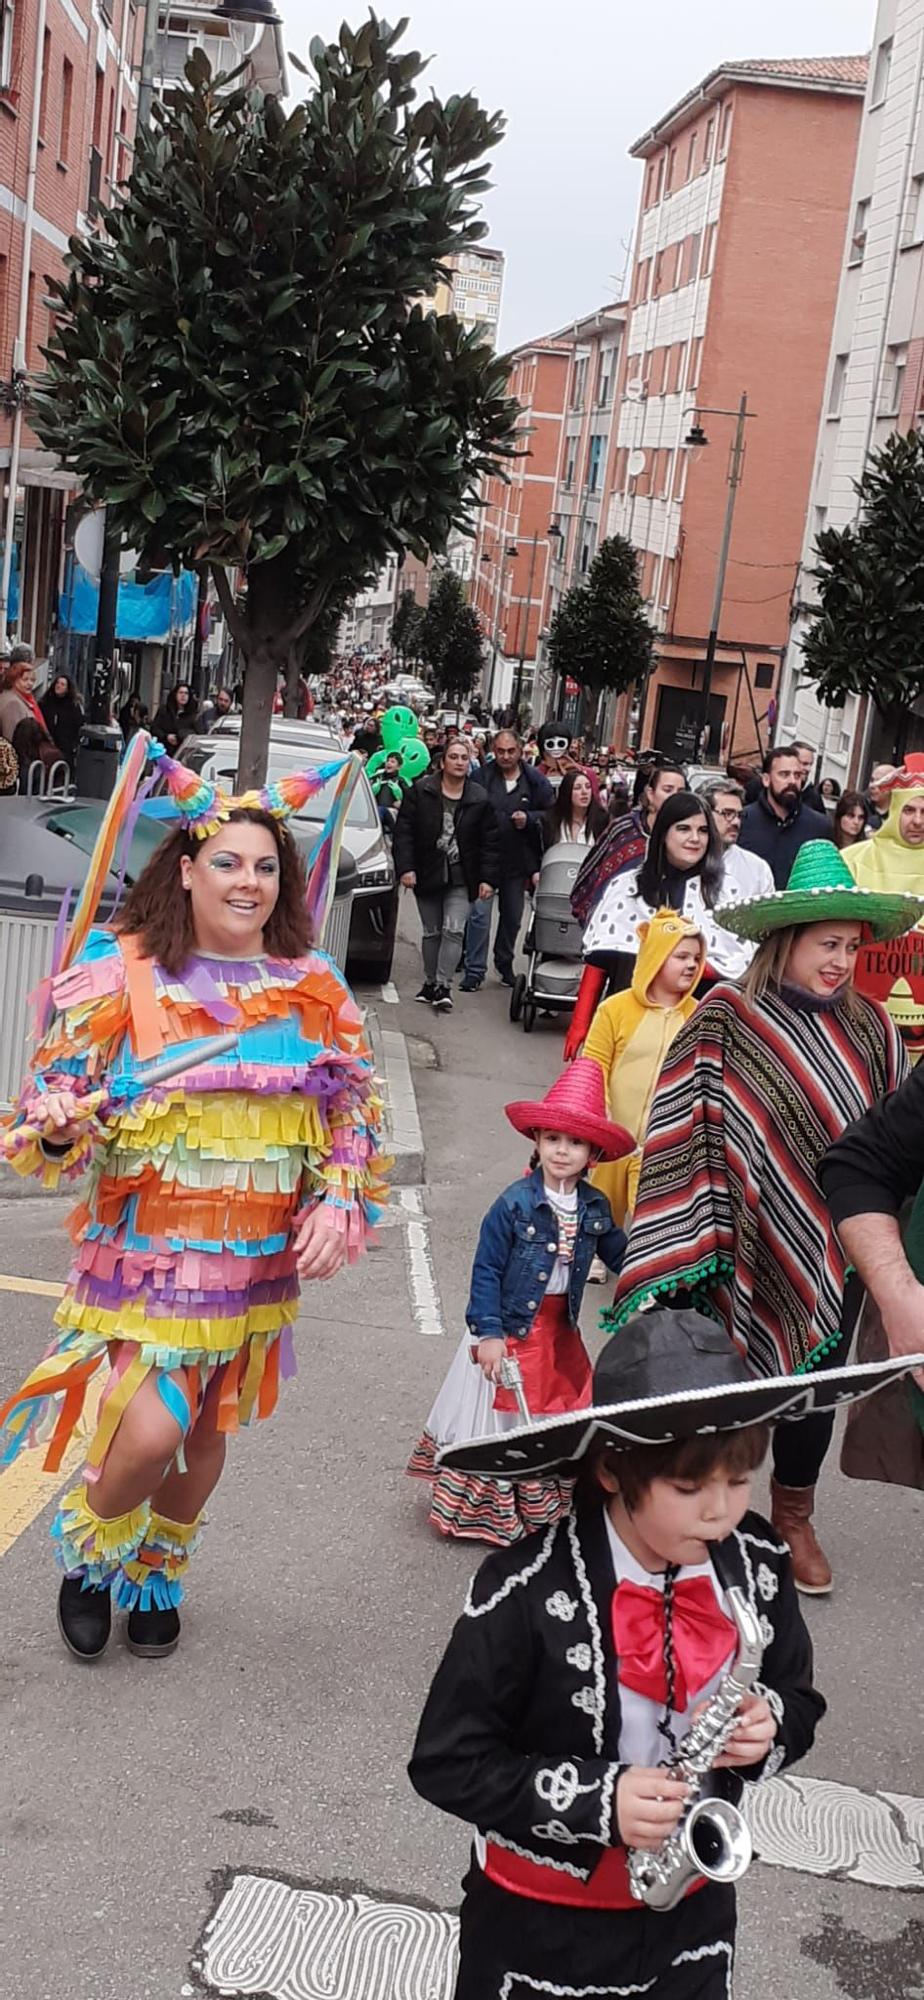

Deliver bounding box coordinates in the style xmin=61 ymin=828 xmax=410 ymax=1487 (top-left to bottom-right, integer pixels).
xmin=207 ymin=716 xmax=346 ymax=750
xmin=176 ymin=735 xmax=397 ymax=982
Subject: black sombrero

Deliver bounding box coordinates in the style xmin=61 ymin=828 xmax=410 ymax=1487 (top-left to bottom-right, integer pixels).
xmin=437 ymin=1309 xmax=924 ymax=1480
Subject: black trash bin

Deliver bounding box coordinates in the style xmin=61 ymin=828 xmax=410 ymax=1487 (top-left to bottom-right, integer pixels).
xmin=74 ymin=723 xmax=122 ymax=800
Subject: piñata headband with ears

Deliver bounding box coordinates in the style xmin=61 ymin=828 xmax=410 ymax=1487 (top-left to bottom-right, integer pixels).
xmin=145 ymin=738 xmax=357 ymax=836
xmin=49 ymin=732 xmax=362 ymax=1000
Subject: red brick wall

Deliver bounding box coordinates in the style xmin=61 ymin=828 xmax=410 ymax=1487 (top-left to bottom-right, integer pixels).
xmin=673 ymin=82 xmax=862 ymax=649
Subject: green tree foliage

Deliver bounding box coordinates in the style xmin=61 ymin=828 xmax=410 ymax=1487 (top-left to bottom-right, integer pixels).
xmin=34 ymin=16 xmax=519 ymax=782
xmin=547 ymin=535 xmax=654 ymax=697
xmin=391 ymin=586 xmax=425 ymax=663
xmin=418 ymin=568 xmax=483 ymax=709
xmin=801 ymin=432 xmax=924 ymax=757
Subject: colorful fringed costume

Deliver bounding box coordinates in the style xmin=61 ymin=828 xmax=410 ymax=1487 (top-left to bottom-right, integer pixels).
xmin=0 ymin=926 xmax=387 ymax=1606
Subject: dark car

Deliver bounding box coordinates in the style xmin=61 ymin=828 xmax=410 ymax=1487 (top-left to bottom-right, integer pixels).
xmin=0 ymin=792 xmax=380 ymax=978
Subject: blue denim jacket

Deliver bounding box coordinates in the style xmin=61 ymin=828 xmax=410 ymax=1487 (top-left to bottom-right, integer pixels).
xmin=465 ymin=1168 xmax=627 ymax=1341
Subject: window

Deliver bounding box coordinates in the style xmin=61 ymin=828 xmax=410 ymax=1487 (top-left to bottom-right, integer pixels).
xmin=754 ymin=662 xmax=775 ymax=690
xmin=718 ymin=102 xmax=733 ymax=158
xmin=587 ymin=434 xmax=605 ymax=493
xmin=597 ymin=350 xmax=615 ymax=406
xmin=38 ymin=29 xmax=51 ymax=139
xmin=688 ymin=335 xmax=703 ymax=390
xmin=653 ymin=248 xmax=668 ymax=296
xmin=44 ymin=270 xmax=58 ymax=342
xmin=703 ymin=222 xmax=718 ymax=276
xmin=571 ymin=354 xmax=588 ymax=410
xmin=0 ymin=0 xmax=15 ymax=88
xmin=871 ymin=36 xmax=893 ymax=107
xmin=581 ymin=525 xmax=598 ymax=574
xmin=59 ymin=57 xmax=73 ymax=162
xmin=650 ymin=345 xmax=668 ymax=395
xmin=903 ymin=173 xmax=924 ymax=248
xmin=702 ymin=116 xmax=715 ymax=170
xmin=654 ymin=156 xmax=664 ymax=203
xmin=879 ymin=342 xmax=907 ymax=416
xmin=634 ymin=257 xmax=651 ymax=304
xmin=686 ymin=130 xmax=697 ymax=180
xmin=848 ymin=198 xmax=870 ymax=267
xmin=669 ymin=342 xmax=686 ymax=393
xmin=813 ymin=505 xmax=828 ymax=548
xmin=828 ymin=351 xmax=848 ymax=417
xmin=656 ymin=449 xmax=671 ymax=499
xmin=665 ymin=144 xmax=677 ymax=193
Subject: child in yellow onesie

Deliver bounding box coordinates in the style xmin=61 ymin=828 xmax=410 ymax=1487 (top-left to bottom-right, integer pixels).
xmin=584 ymin=910 xmax=705 ymax=1227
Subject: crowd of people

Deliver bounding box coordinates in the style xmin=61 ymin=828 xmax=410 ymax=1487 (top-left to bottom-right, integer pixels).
xmin=3 ymin=661 xmax=924 ymax=2000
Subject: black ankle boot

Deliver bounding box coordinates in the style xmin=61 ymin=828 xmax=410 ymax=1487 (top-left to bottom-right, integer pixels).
xmin=57 ymin=1575 xmax=112 ymax=1660
xmin=127 ymin=1602 xmax=181 ymax=1658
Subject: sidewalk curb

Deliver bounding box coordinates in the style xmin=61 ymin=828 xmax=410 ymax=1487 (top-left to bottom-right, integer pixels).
xmin=0 ymin=1009 xmax=427 ymax=1199
xmin=366 ymin=1009 xmax=426 ymax=1187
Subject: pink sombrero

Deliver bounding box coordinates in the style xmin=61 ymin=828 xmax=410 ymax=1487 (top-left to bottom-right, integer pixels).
xmin=505 ymin=1058 xmax=634 ymax=1161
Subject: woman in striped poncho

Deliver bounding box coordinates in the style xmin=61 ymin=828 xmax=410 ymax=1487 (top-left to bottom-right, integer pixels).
xmin=605 ymin=842 xmax=922 ymax=1597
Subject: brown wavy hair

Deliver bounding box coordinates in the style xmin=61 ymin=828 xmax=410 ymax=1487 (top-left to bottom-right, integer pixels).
xmin=116 ymin=807 xmax=313 ymax=974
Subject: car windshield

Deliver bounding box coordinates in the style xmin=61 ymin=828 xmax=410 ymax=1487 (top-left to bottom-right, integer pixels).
xmin=45 ymin=803 xmax=170 ymax=881
xmin=179 ymin=742 xmax=378 ymax=830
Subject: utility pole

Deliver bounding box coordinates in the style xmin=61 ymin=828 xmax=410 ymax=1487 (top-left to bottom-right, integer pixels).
xmin=697 ymin=390 xmax=748 ymax=756
xmin=513 ymin=531 xmax=539 ymax=716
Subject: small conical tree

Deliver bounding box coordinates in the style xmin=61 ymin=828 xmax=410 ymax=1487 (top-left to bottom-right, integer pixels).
xmin=547 ymin=534 xmax=654 ymax=700
xmin=801 ymin=431 xmax=924 ymax=760
xmin=418 ymin=569 xmax=483 ymax=711
xmin=391 ymin=587 xmax=425 ymax=666
xmin=33 ymin=16 xmax=519 ymax=783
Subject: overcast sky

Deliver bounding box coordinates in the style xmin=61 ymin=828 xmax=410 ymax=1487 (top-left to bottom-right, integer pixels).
xmin=282 ymin=0 xmax=879 ymax=348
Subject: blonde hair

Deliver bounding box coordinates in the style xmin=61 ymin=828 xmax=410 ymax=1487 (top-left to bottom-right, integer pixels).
xmin=739 ymin=922 xmax=864 ymax=1019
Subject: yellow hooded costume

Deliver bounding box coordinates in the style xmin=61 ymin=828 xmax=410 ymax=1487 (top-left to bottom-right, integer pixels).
xmin=583 ymin=909 xmax=705 ymax=1224
xmin=843 ymin=762 xmax=924 ymax=1054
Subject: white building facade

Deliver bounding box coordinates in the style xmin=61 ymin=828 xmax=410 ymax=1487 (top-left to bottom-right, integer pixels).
xmin=780 ymin=1 xmax=924 ymax=781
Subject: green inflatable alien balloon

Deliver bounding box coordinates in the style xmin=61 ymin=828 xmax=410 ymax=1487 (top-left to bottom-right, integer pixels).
xmin=380 ymin=706 xmax=419 ymax=753
xmin=398 ymin=738 xmax=430 ymax=782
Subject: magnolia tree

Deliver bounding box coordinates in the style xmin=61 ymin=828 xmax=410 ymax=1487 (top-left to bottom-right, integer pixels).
xmin=801 ymin=432 xmax=924 ymax=761
xmin=34 ymin=16 xmax=519 ymax=782
xmin=547 ymin=536 xmax=654 ymax=710
xmin=418 ymin=568 xmax=484 ymax=711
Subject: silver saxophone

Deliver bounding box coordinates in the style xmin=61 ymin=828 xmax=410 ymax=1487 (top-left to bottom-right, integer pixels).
xmin=627 ymin=1583 xmax=764 ymax=1911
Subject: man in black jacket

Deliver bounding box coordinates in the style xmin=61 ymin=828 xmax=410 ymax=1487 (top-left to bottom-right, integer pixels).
xmin=460 ymin=729 xmax=554 ymax=990
xmin=738 ymin=745 xmax=834 ymax=889
xmin=393 ymin=738 xmax=500 ymax=1011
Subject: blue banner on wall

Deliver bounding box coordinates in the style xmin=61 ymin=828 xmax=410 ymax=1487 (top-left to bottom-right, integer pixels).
xmin=58 ymin=563 xmax=197 ymax=640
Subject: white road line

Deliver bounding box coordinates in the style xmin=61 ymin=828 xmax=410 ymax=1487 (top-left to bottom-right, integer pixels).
xmin=379 ymin=980 xmax=400 ymax=1005
xmin=397 ymin=1185 xmax=446 ymax=1338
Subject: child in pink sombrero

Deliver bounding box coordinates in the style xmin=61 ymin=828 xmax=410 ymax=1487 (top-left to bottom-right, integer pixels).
xmin=407 ymin=1060 xmax=632 ymax=1544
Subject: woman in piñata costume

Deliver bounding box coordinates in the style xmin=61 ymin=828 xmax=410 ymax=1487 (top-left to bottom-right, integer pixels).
xmin=609 ymin=842 xmax=921 ymax=1597
xmin=0 ymin=735 xmax=388 ymax=1661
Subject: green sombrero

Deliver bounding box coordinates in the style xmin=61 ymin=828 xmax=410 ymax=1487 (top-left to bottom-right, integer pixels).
xmin=717 ymin=839 xmax=924 ymax=942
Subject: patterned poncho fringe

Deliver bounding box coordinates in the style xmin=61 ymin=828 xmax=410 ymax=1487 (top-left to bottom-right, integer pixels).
xmin=605 ymin=984 xmax=906 ymax=1376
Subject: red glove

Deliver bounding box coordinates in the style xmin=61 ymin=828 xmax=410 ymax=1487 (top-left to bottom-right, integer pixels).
xmin=563 ymin=964 xmax=606 ymax=1061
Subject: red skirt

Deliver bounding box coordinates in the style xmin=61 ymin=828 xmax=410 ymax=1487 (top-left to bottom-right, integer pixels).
xmin=492 ymin=1293 xmax=592 ymax=1417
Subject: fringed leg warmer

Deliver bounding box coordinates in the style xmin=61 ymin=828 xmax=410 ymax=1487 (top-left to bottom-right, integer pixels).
xmin=52 ymin=1480 xmax=150 ymax=1590
xmin=114 ymin=1510 xmax=203 ymax=1612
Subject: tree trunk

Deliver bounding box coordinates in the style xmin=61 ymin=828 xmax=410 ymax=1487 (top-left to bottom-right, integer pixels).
xmin=284 ymin=641 xmax=301 ymax=718
xmin=237 ymin=646 xmax=277 ymax=789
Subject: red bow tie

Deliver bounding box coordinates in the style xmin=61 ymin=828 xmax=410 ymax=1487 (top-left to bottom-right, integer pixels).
xmin=612 ymin=1576 xmax=737 ymax=1712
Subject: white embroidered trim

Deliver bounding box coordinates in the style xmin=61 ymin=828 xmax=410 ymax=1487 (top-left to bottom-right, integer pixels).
xmin=566 ymin=1643 xmax=593 ymax=1673
xmin=484 ymin=1827 xmax=589 ymax=1881
xmin=566 ymin=1513 xmax=606 ymax=1754
xmin=754 ymin=1680 xmax=785 ymax=1727
xmin=733 ymin=1526 xmax=756 ymax=1608
xmin=738 ymin=1528 xmax=787 ymax=1557
xmin=571 ymin=1687 xmax=599 ymax=1716
xmin=530 ymin=1818 xmax=584 ymax=1845
xmin=758 ymin=1613 xmax=775 ymax=1649
xmin=497 ymin=1937 xmax=733 ymax=1997
xmin=534 ymin=1762 xmax=599 ymax=1814
xmin=756 ymin=1562 xmax=779 ymax=1603
xmin=464 ymin=1524 xmax=558 ymax=1619
xmin=546 ymin=1591 xmax=579 ymax=1623
xmin=760 ymin=1743 xmax=787 ymax=1782
xmin=597 ymin=1761 xmax=620 ymax=1846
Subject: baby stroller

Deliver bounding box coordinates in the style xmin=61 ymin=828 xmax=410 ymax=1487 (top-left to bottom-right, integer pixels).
xmin=509 ymin=840 xmax=585 ymax=1034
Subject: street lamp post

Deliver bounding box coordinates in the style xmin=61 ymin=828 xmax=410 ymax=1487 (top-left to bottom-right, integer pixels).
xmin=684 ymin=391 xmax=753 ymax=759
xmin=513 ymin=531 xmax=540 ymax=717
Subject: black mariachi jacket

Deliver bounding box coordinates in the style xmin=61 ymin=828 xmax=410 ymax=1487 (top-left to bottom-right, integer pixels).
xmin=409 ymin=1500 xmax=824 ymax=1884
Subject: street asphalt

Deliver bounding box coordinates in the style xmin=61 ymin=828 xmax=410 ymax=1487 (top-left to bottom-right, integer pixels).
xmin=1 ymin=898 xmax=923 ymax=1999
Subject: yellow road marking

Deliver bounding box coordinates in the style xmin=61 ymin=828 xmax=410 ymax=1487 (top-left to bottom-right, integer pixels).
xmin=0 ymin=1274 xmax=65 ymax=1298
xmin=0 ymin=1271 xmax=92 ymax=1558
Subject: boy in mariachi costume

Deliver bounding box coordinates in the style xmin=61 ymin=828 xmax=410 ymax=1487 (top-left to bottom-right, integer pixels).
xmin=410 ymin=1310 xmax=921 ymax=1999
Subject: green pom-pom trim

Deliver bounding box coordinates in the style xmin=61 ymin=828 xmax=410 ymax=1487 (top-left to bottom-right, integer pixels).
xmin=601 ymin=1255 xmax=735 ymax=1333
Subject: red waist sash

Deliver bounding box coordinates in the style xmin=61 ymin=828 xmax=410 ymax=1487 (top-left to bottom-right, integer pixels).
xmin=482 ymin=1842 xmax=705 ymax=1911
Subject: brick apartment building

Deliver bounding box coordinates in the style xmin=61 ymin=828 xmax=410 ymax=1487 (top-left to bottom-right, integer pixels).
xmin=603 ymin=56 xmax=867 ymax=765
xmin=471 ymin=302 xmax=626 ymax=718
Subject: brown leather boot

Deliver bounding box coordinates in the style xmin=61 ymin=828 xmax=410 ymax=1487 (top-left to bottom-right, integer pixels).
xmin=770 ymin=1480 xmax=833 ymax=1595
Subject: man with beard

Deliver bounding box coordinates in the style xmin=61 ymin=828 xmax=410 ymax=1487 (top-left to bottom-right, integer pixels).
xmin=738 ymin=745 xmax=834 ymax=889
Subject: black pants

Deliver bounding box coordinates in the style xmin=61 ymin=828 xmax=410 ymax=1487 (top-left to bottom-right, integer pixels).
xmin=771 ymin=1275 xmax=864 ymax=1488
xmin=454 ymin=1863 xmax=736 ymax=1999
